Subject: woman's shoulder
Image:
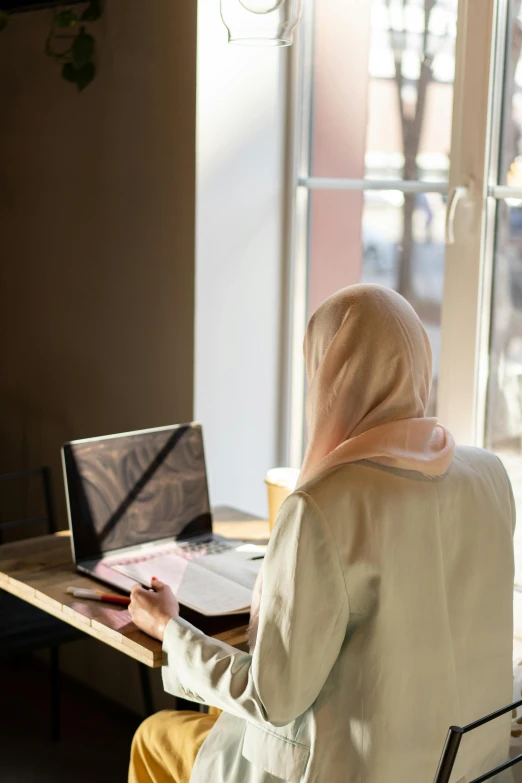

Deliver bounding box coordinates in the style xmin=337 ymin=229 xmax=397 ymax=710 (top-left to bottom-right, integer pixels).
xmin=450 ymin=445 xmax=512 ymax=487
xmin=452 ymin=443 xmax=505 ymax=468
xmin=292 ymin=461 xmax=396 ymax=519
xmin=295 ymin=458 xmax=427 ymax=500
xmin=298 ymin=446 xmax=506 ymax=486
xmin=294 ymin=446 xmax=511 ymax=514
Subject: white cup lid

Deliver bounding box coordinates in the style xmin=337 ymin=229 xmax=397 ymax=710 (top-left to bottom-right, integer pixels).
xmin=265 ymin=467 xmax=300 ymax=489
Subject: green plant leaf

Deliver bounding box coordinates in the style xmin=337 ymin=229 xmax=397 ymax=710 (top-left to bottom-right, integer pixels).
xmin=0 ymin=11 xmax=8 ymax=31
xmin=61 ymin=62 xmax=78 ymax=83
xmin=72 ymin=30 xmax=95 ymax=68
xmin=81 ymin=0 xmax=103 ymax=22
xmin=74 ymin=61 xmax=95 ymax=91
xmin=57 ymin=9 xmax=78 ymax=28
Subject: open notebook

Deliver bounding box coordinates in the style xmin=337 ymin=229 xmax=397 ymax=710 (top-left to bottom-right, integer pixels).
xmin=111 ymin=544 xmax=265 ymax=617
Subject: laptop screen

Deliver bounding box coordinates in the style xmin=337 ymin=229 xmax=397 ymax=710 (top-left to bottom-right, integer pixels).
xmin=62 ymin=424 xmax=212 ymax=562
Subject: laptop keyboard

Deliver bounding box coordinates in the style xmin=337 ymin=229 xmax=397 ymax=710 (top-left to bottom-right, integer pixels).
xmin=176 ymin=539 xmax=232 ymax=556
xmin=110 ymin=538 xmax=233 ymax=568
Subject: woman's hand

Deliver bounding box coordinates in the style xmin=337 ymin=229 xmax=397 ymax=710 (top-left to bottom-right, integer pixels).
xmin=128 ymin=578 xmax=179 ymax=641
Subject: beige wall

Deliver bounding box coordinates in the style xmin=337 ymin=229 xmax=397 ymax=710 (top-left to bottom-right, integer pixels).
xmin=0 ymin=0 xmax=197 ymax=712
xmin=195 ymin=0 xmax=287 ymax=515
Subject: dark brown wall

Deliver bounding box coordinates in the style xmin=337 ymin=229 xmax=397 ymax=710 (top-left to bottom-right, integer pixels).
xmin=0 ymin=0 xmax=197 ymax=711
xmin=0 ymin=0 xmax=197 ymax=524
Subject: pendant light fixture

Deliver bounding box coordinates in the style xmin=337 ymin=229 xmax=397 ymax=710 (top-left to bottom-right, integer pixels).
xmin=220 ymin=0 xmax=303 ymax=47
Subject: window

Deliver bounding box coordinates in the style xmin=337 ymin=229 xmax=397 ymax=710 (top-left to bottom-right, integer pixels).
xmin=286 ymin=0 xmax=458 ymax=464
xmin=286 ymin=0 xmax=522 ymax=631
xmin=485 ymin=0 xmax=522 ymax=591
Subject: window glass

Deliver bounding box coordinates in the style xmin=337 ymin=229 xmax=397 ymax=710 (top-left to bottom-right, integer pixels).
xmin=310 ymin=0 xmax=457 ymax=181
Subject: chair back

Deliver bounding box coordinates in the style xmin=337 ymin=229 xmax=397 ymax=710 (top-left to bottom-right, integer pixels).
xmin=434 ymin=699 xmax=522 ymax=783
xmin=0 ymin=467 xmax=57 ymax=545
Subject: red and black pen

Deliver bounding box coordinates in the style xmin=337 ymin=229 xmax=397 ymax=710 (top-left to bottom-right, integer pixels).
xmin=66 ymin=586 xmax=130 ymax=607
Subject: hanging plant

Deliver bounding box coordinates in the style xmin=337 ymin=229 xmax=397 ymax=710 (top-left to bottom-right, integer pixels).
xmin=45 ymin=1 xmax=103 ymax=91
xmin=0 ymin=1 xmax=103 ymax=91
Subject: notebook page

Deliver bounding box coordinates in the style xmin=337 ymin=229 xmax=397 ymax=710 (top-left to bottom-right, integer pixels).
xmin=199 ymin=548 xmax=264 ymax=590
xmin=112 ymin=553 xmax=252 ymax=616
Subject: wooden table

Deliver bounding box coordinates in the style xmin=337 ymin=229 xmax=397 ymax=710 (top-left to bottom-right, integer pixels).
xmin=0 ymin=506 xmax=269 ymax=668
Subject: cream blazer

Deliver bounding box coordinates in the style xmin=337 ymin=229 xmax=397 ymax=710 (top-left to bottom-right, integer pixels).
xmin=162 ymin=446 xmax=515 ymax=783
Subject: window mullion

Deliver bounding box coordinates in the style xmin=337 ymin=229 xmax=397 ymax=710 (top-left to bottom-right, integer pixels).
xmin=437 ymin=0 xmax=496 ymax=446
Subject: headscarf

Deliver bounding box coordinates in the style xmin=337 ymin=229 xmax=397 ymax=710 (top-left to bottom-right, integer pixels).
xmin=297 ymin=284 xmax=454 ymax=486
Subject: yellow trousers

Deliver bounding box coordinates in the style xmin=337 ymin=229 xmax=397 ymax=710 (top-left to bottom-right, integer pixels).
xmin=129 ymin=709 xmax=221 ymax=783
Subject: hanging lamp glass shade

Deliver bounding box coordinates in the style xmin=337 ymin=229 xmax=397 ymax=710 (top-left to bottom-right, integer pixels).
xmin=220 ymin=0 xmax=303 ymax=47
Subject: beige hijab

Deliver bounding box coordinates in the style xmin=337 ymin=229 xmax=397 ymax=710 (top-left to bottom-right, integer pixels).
xmin=248 ymin=284 xmax=455 ymax=648
xmin=298 ymin=283 xmax=455 ymax=486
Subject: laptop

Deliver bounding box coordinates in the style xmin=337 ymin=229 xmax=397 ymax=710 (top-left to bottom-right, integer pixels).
xmin=62 ymin=423 xmax=264 ymax=616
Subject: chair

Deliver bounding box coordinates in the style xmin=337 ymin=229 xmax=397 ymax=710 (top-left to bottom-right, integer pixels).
xmin=434 ymin=699 xmax=522 ymax=783
xmin=0 ymin=466 xmax=84 ymax=741
xmin=0 ymin=466 xmax=155 ymax=740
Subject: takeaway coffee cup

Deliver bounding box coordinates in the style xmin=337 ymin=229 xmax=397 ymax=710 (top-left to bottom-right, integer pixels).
xmin=265 ymin=467 xmax=300 ymax=532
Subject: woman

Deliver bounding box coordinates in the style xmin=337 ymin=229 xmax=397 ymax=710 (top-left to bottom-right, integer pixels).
xmin=128 ymin=284 xmax=515 ymax=783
